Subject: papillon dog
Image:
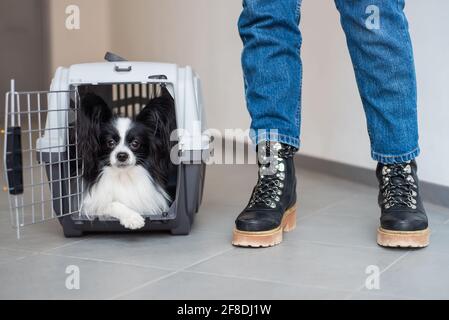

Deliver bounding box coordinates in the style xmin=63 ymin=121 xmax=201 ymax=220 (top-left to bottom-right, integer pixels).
xmin=77 ymin=88 xmax=176 ymax=230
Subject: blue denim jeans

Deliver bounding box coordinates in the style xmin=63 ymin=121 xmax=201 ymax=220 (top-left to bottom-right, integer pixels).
xmin=239 ymin=0 xmax=420 ymax=164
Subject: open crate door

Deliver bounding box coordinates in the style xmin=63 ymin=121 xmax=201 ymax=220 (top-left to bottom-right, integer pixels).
xmin=3 ymin=80 xmax=82 ymax=238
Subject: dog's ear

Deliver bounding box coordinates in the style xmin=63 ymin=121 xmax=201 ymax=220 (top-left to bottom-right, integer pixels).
xmin=79 ymin=93 xmax=113 ymax=124
xmin=136 ymin=88 xmax=177 ymax=186
xmin=77 ymin=93 xmax=113 ymax=184
xmin=137 ymin=87 xmax=176 ymax=146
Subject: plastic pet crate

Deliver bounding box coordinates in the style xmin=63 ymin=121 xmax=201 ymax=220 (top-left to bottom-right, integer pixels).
xmin=4 ymin=53 xmax=209 ymax=238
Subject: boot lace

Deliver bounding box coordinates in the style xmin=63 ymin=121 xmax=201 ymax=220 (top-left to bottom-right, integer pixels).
xmin=248 ymin=143 xmax=296 ymax=209
xmin=381 ymin=163 xmax=418 ymax=210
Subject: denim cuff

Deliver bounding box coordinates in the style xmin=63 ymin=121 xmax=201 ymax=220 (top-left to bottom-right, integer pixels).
xmin=371 ymin=147 xmax=420 ymax=164
xmin=249 ymin=130 xmax=300 ymax=149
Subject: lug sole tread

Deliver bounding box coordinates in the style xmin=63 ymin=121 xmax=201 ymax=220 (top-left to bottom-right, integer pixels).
xmin=377 ymin=227 xmax=430 ymax=248
xmin=232 ymin=206 xmax=297 ymax=248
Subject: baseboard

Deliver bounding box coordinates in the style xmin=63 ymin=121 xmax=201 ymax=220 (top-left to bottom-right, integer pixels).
xmin=295 ymin=154 xmax=449 ymax=209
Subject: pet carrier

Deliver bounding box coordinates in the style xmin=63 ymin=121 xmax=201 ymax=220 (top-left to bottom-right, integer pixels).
xmin=4 ymin=53 xmax=209 ymax=238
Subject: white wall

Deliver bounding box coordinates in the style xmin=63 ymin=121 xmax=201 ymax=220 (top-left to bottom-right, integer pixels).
xmin=47 ymin=0 xmax=449 ymax=187
xmin=406 ymin=1 xmax=449 ymax=187
xmin=299 ymin=1 xmax=449 ymax=186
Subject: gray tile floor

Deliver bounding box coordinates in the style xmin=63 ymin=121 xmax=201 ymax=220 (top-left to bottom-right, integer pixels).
xmin=1 ymin=164 xmax=449 ymax=300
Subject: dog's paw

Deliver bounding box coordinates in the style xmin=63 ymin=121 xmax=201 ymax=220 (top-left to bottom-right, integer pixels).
xmin=120 ymin=214 xmax=145 ymax=230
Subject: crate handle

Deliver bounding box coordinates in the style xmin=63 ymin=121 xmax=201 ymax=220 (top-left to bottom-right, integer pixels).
xmin=5 ymin=127 xmax=23 ymax=195
xmin=148 ymin=75 xmax=168 ymax=80
xmin=114 ymin=65 xmax=132 ymax=72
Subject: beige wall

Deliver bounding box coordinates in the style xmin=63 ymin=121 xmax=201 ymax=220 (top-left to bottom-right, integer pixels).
xmin=47 ymin=0 xmax=248 ymax=137
xmin=47 ymin=0 xmax=111 ymax=73
xmin=108 ymin=0 xmax=248 ymax=136
xmin=0 ymin=0 xmax=48 ymax=94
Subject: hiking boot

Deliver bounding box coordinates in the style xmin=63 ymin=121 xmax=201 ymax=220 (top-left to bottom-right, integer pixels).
xmin=232 ymin=141 xmax=298 ymax=248
xmin=376 ymin=160 xmax=430 ymax=248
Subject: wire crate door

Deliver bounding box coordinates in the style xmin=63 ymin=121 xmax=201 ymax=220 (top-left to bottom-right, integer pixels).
xmin=4 ymin=81 xmax=82 ymax=238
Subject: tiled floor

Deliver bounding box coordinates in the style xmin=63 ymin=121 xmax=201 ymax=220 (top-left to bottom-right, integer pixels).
xmin=1 ymin=164 xmax=449 ymax=300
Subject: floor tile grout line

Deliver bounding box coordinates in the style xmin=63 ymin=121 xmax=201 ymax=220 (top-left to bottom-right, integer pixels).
xmin=0 ymin=246 xmax=36 ymax=254
xmin=107 ymin=271 xmax=180 ymax=300
xmin=183 ymin=198 xmax=373 ymax=240
xmin=379 ymin=250 xmax=411 ymax=275
xmin=288 ymin=236 xmax=443 ymax=253
xmin=286 ymin=239 xmax=384 ymax=251
xmin=344 ymin=250 xmax=411 ymax=300
xmin=203 ymin=186 xmax=362 ymax=224
xmin=187 ymin=195 xmax=361 ymax=237
xmin=39 ymin=239 xmax=88 ymax=254
xmin=191 ymin=228 xmax=231 ymax=236
xmin=345 ymin=290 xmax=415 ymax=300
xmin=110 ymin=247 xmax=234 ymax=300
xmin=296 ymin=194 xmax=362 ymax=223
xmin=0 ymin=253 xmax=37 ymax=267
xmin=39 ymin=251 xmax=176 ymax=272
xmin=182 ymin=269 xmax=355 ymax=295
xmin=241 ymin=237 xmax=428 ymax=257
xmin=0 ymin=239 xmax=88 ymax=256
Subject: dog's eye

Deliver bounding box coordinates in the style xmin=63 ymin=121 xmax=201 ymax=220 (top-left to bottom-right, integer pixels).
xmin=130 ymin=139 xmax=141 ymax=150
xmin=107 ymin=139 xmax=116 ymax=149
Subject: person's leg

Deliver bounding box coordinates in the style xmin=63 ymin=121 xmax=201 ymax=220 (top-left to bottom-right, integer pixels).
xmin=233 ymin=0 xmax=302 ymax=248
xmin=335 ymin=0 xmax=418 ymax=162
xmin=239 ymin=0 xmax=303 ymax=148
xmin=335 ymin=0 xmax=429 ymax=247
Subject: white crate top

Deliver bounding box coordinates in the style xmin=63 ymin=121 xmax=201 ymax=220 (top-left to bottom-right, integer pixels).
xmin=67 ymin=62 xmax=179 ymax=85
xmin=36 ymin=61 xmax=209 ymax=155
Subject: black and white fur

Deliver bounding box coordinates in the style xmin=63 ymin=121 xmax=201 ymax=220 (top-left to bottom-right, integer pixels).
xmin=77 ymin=88 xmax=176 ymax=230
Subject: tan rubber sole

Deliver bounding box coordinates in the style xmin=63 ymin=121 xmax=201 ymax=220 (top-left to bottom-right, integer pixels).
xmin=232 ymin=206 xmax=297 ymax=248
xmin=377 ymin=227 xmax=430 ymax=248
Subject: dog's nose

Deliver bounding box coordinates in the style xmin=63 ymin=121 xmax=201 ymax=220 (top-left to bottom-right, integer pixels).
xmin=116 ymin=152 xmax=129 ymax=163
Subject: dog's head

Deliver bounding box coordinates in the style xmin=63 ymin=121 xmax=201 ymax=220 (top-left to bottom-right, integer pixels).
xmin=99 ymin=117 xmax=154 ymax=169
xmin=78 ymin=90 xmax=176 ymax=187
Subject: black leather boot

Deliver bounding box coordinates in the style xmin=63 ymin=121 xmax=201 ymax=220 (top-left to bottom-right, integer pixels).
xmin=232 ymin=141 xmax=298 ymax=248
xmin=376 ymin=160 xmax=430 ymax=248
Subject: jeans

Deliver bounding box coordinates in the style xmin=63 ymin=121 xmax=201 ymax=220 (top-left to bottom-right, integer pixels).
xmin=239 ymin=0 xmax=420 ymax=164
